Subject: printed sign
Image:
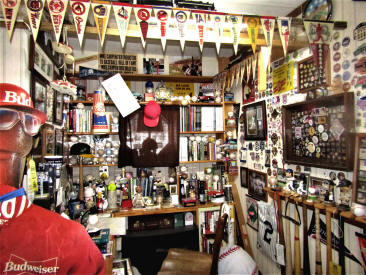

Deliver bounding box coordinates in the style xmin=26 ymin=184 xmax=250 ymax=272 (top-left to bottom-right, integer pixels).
xmin=272 ymin=61 xmax=294 ymax=94
xmin=98 ymin=53 xmax=137 ymax=74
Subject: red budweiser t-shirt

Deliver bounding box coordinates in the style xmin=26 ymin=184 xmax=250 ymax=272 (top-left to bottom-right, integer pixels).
xmin=0 ymin=185 xmax=106 ymax=274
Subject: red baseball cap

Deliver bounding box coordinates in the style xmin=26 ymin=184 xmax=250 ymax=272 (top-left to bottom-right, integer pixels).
xmin=0 ymin=83 xmax=47 ymax=124
xmin=144 ymin=100 xmax=161 ymax=127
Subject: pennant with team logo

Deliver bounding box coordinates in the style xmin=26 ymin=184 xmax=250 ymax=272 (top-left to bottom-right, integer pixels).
xmin=1 ymin=0 xmax=22 ymax=40
xmin=113 ymin=2 xmax=132 ymax=49
xmin=260 ymin=16 xmax=275 ymax=61
xmin=70 ymin=0 xmax=90 ymax=47
xmin=277 ymin=17 xmax=291 ymax=56
xmin=252 ymin=53 xmax=257 ymax=80
xmin=47 ymin=0 xmax=68 ymax=43
xmin=92 ymin=1 xmax=111 ymax=47
xmin=240 ymin=60 xmax=245 ymax=83
xmin=244 ymin=16 xmax=259 ymax=53
xmin=154 ymin=8 xmax=171 ymax=52
xmin=173 ymin=8 xmax=190 ymax=52
xmin=134 ymin=5 xmax=152 ymax=49
xmin=246 ymin=57 xmax=252 ymax=82
xmin=192 ymin=11 xmax=207 ymax=52
xmin=25 ymin=0 xmax=46 ymax=42
xmin=227 ymin=15 xmax=242 ymax=55
xmin=304 ymin=20 xmax=334 ymax=71
xmin=210 ymin=12 xmax=225 ymax=55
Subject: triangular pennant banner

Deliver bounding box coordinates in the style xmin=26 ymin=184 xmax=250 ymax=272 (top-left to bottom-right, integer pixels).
xmin=230 ymin=67 xmax=235 ymax=88
xmin=246 ymin=57 xmax=251 ymax=82
xmin=260 ymin=16 xmax=275 ymax=63
xmin=1 ymin=0 xmax=22 ymax=40
xmin=277 ymin=17 xmax=291 ymax=56
xmin=192 ymin=11 xmax=207 ymax=52
xmin=134 ymin=6 xmax=152 ymax=49
xmin=252 ymin=53 xmax=257 ymax=80
xmin=70 ymin=0 xmax=90 ymax=47
xmin=240 ymin=60 xmax=245 ymax=83
xmin=235 ymin=64 xmax=240 ymax=86
xmin=227 ymin=15 xmax=242 ymax=55
xmin=92 ymin=1 xmax=111 ymax=47
xmin=244 ymin=16 xmax=260 ymax=53
xmin=258 ymin=49 xmax=267 ymax=91
xmin=47 ymin=0 xmax=68 ymax=43
xmin=113 ymin=3 xmax=132 ymax=49
xmin=25 ymin=0 xmax=46 ymax=42
xmin=173 ymin=8 xmax=190 ymax=52
xmin=261 ymin=46 xmax=270 ymax=70
xmin=210 ymin=12 xmax=226 ymax=55
xmin=154 ymin=8 xmax=171 ymax=52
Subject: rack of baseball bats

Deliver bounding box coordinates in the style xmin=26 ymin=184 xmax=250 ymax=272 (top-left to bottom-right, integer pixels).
xmin=265 ymin=187 xmax=366 ymax=275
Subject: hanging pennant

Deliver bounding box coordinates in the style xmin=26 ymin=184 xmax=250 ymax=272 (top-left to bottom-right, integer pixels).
xmin=1 ymin=0 xmax=22 ymax=40
xmin=154 ymin=8 xmax=171 ymax=52
xmin=134 ymin=5 xmax=152 ymax=49
xmin=91 ymin=1 xmax=111 ymax=47
xmin=235 ymin=63 xmax=241 ymax=86
xmin=261 ymin=46 xmax=270 ymax=70
xmin=258 ymin=48 xmax=267 ymax=91
xmin=246 ymin=57 xmax=252 ymax=82
xmin=277 ymin=17 xmax=291 ymax=56
xmin=47 ymin=0 xmax=68 ymax=43
xmin=244 ymin=16 xmax=260 ymax=53
xmin=70 ymin=0 xmax=90 ymax=47
xmin=260 ymin=16 xmax=275 ymax=62
xmin=240 ymin=60 xmax=245 ymax=83
xmin=25 ymin=0 xmax=46 ymax=42
xmin=227 ymin=15 xmax=242 ymax=55
xmin=304 ymin=20 xmax=334 ymax=71
xmin=230 ymin=66 xmax=235 ymax=87
xmin=252 ymin=53 xmax=257 ymax=80
xmin=113 ymin=3 xmax=132 ymax=49
xmin=210 ymin=12 xmax=226 ymax=55
xmin=192 ymin=11 xmax=207 ymax=52
xmin=173 ymin=8 xmax=190 ymax=52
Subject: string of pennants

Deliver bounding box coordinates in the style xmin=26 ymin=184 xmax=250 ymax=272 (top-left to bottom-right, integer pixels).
xmin=1 ymin=0 xmax=334 ymax=56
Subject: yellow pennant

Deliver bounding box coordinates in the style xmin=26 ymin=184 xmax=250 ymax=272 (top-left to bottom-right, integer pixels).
xmin=245 ymin=16 xmax=260 ymax=53
xmin=91 ymin=1 xmax=111 ymax=47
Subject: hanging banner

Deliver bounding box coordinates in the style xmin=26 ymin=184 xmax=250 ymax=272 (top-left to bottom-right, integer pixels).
xmin=154 ymin=8 xmax=171 ymax=52
xmin=261 ymin=46 xmax=270 ymax=70
xmin=134 ymin=5 xmax=152 ymax=49
xmin=260 ymin=16 xmax=275 ymax=61
xmin=70 ymin=0 xmax=90 ymax=47
xmin=246 ymin=57 xmax=251 ymax=82
xmin=47 ymin=0 xmax=68 ymax=43
xmin=277 ymin=17 xmax=291 ymax=57
xmin=92 ymin=1 xmax=111 ymax=47
xmin=240 ymin=60 xmax=245 ymax=83
xmin=227 ymin=15 xmax=242 ymax=55
xmin=1 ymin=0 xmax=22 ymax=40
xmin=210 ymin=12 xmax=226 ymax=55
xmin=304 ymin=21 xmax=334 ymax=70
xmin=192 ymin=11 xmax=207 ymax=52
xmin=235 ymin=63 xmax=241 ymax=86
xmin=244 ymin=16 xmax=260 ymax=54
xmin=26 ymin=0 xmax=46 ymax=42
xmin=173 ymin=8 xmax=190 ymax=52
xmin=252 ymin=53 xmax=257 ymax=80
xmin=113 ymin=3 xmax=132 ymax=49
xmin=258 ymin=49 xmax=267 ymax=91
xmin=272 ymin=61 xmax=294 ymax=94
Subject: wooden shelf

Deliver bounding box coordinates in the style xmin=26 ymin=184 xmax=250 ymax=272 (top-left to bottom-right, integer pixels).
xmin=69 ymin=100 xmax=228 ymax=107
xmin=65 ymin=132 xmax=118 ymax=136
xmin=70 ymin=100 xmax=115 ymax=105
xmin=179 ymin=160 xmax=223 ymax=164
xmin=223 ymin=101 xmax=236 ymax=104
xmin=68 ymin=164 xmax=118 ymax=168
xmin=126 ymin=225 xmax=197 ymax=238
xmin=180 ymin=131 xmax=225 ymax=134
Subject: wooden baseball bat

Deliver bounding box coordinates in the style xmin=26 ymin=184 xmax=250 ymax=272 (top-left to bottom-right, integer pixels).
xmin=294 ymin=199 xmax=301 ymax=275
xmin=302 ymin=202 xmax=310 ymax=275
xmin=339 ymin=215 xmax=345 ymax=275
xmin=315 ymin=203 xmax=324 ymax=275
xmin=285 ymin=196 xmax=292 ymax=275
xmin=326 ymin=207 xmax=333 ymax=275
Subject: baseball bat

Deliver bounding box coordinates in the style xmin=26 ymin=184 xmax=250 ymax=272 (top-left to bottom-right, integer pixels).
xmin=315 ymin=204 xmax=323 ymax=275
xmin=339 ymin=215 xmax=345 ymax=275
xmin=326 ymin=208 xmax=332 ymax=275
xmin=302 ymin=202 xmax=310 ymax=275
xmin=285 ymin=196 xmax=292 ymax=275
xmin=294 ymin=200 xmax=301 ymax=275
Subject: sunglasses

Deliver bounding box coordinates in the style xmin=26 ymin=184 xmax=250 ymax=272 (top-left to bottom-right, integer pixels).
xmin=0 ymin=108 xmax=41 ymax=136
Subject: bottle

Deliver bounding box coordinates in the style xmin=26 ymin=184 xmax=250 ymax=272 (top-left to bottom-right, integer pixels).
xmin=198 ymin=180 xmax=206 ymax=204
xmin=96 ymin=192 xmax=104 ymax=213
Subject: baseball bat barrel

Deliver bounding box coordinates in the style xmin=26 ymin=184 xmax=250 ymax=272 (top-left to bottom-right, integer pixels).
xmin=285 ymin=196 xmax=292 ymax=275
xmin=294 ymin=199 xmax=301 ymax=275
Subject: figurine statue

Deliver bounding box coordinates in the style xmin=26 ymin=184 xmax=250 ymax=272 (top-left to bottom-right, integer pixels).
xmin=337 ymin=179 xmax=352 ymax=210
xmin=132 ymin=186 xmax=145 ymax=208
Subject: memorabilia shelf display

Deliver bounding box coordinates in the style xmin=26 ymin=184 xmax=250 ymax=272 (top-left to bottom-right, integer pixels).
xmin=353 ymin=134 xmax=366 ymax=206
xmin=282 ymin=92 xmax=355 ymax=171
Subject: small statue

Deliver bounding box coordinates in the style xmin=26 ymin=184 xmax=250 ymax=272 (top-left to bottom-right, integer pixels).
xmin=296 ymin=173 xmax=307 ymax=196
xmin=132 ymin=186 xmax=145 ymax=208
xmin=337 ymin=179 xmax=352 ymax=210
xmin=284 ymin=169 xmax=296 ymax=193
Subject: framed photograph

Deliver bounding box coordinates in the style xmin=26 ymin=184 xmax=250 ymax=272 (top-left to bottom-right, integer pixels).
xmin=46 ymin=86 xmax=54 ymax=123
xmin=169 ymin=185 xmax=177 ymax=195
xmin=31 ymin=75 xmax=47 ymax=114
xmin=246 ymin=195 xmax=258 ymax=231
xmin=43 ymin=124 xmax=55 ymax=156
xmin=54 ymin=128 xmax=64 ymax=156
xmin=248 ymin=169 xmax=267 ymax=201
xmin=240 ymin=167 xmax=248 ymax=188
xmin=309 ymin=176 xmax=327 ymax=200
xmin=30 ymin=43 xmax=54 ymax=82
xmin=243 ymin=101 xmax=267 ymax=141
xmin=53 ymin=91 xmax=63 ymax=125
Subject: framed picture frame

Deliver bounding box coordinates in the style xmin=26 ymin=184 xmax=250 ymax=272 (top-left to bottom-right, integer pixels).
xmin=53 ymin=91 xmax=63 ymax=125
xmin=54 ymin=128 xmax=64 ymax=156
xmin=42 ymin=124 xmax=55 ymax=157
xmin=353 ymin=134 xmax=366 ymax=206
xmin=248 ymin=169 xmax=267 ymax=201
xmin=169 ymin=185 xmax=177 ymax=195
xmin=243 ymin=100 xmax=267 ymax=141
xmin=29 ymin=42 xmax=54 ymax=82
xmin=309 ymin=176 xmax=327 ymax=200
xmin=240 ymin=167 xmax=248 ymax=188
xmin=31 ymin=74 xmax=47 ymax=114
xmin=246 ymin=195 xmax=258 ymax=231
xmin=46 ymin=86 xmax=54 ymax=123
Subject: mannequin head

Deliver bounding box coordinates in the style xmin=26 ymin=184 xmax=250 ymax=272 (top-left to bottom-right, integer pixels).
xmin=0 ymin=83 xmax=46 ymax=188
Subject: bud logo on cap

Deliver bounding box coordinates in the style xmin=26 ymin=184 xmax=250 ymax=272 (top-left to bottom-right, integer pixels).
xmin=3 ymin=91 xmax=32 ymax=107
xmin=144 ymin=100 xmax=161 ymax=127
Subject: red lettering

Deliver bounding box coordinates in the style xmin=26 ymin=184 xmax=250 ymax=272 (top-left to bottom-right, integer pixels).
xmin=30 ymin=12 xmax=39 ymax=29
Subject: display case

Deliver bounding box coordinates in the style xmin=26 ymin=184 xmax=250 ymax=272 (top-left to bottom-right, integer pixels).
xmin=353 ymin=134 xmax=366 ymax=206
xmin=282 ymin=93 xmax=355 ymax=170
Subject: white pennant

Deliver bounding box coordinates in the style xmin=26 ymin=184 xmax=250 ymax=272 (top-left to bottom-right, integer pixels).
xmin=154 ymin=8 xmax=171 ymax=52
xmin=277 ymin=17 xmax=291 ymax=56
xmin=25 ymin=0 xmax=46 ymax=42
xmin=252 ymin=53 xmax=257 ymax=80
xmin=260 ymin=16 xmax=275 ymax=62
xmin=70 ymin=0 xmax=90 ymax=47
xmin=91 ymin=1 xmax=111 ymax=47
xmin=240 ymin=61 xmax=245 ymax=83
xmin=261 ymin=46 xmax=270 ymax=70
xmin=192 ymin=11 xmax=207 ymax=52
xmin=1 ymin=0 xmax=22 ymax=40
xmin=113 ymin=3 xmax=132 ymax=49
xmin=173 ymin=9 xmax=190 ymax=52
xmin=227 ymin=15 xmax=242 ymax=55
xmin=246 ymin=57 xmax=252 ymax=82
xmin=134 ymin=6 xmax=152 ymax=49
xmin=47 ymin=0 xmax=68 ymax=43
xmin=210 ymin=12 xmax=226 ymax=55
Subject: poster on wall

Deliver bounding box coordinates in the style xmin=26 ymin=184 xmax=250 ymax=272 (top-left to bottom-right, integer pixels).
xmin=98 ymin=52 xmax=137 ymax=74
xmin=272 ymin=61 xmax=294 ymax=94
